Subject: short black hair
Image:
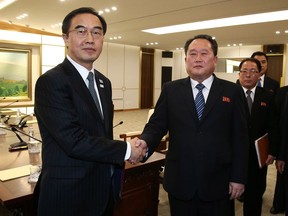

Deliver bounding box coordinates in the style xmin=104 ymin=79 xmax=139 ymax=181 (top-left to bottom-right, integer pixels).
xmin=251 ymin=51 xmax=268 ymax=62
xmin=239 ymin=58 xmax=262 ymax=72
xmin=62 ymin=7 xmax=107 ymax=35
xmin=184 ymin=34 xmax=218 ymax=56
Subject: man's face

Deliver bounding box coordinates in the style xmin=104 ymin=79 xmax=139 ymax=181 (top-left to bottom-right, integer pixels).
xmin=62 ymin=13 xmax=104 ymax=70
xmin=185 ymin=39 xmax=217 ymax=83
xmin=253 ymin=55 xmax=267 ymax=76
xmin=239 ymin=61 xmax=260 ymax=89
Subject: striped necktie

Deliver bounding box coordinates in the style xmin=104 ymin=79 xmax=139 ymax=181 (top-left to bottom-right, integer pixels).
xmin=195 ymin=83 xmax=205 ymax=120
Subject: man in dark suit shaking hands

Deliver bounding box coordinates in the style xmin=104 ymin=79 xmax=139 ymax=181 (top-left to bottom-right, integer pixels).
xmin=137 ymin=34 xmax=249 ymax=216
xmin=34 ymin=7 xmax=146 ymax=216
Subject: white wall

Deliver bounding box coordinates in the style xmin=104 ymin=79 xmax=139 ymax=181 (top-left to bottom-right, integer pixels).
xmin=95 ymin=43 xmax=140 ymax=110
xmin=0 ymin=30 xmax=140 ymax=111
xmin=1 ymin=29 xmax=287 ymax=112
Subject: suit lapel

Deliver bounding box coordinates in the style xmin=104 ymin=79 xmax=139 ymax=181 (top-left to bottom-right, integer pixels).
xmin=251 ymin=87 xmax=261 ymax=116
xmin=94 ymin=70 xmax=110 ymax=132
xmin=62 ymin=59 xmax=103 ymax=122
xmin=182 ymin=77 xmax=199 ymax=121
xmin=201 ymin=76 xmax=223 ymax=121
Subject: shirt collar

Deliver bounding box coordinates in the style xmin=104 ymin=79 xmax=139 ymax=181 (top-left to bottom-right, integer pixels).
xmin=242 ymin=85 xmax=257 ymax=94
xmin=67 ymin=55 xmax=94 ymax=81
xmin=190 ymin=75 xmax=214 ymax=90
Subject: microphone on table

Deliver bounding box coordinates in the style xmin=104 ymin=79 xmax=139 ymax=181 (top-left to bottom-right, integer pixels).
xmin=0 ymin=126 xmax=42 ymax=151
xmin=16 ymin=113 xmax=34 ymax=128
xmin=0 ymin=126 xmax=28 ymax=150
xmin=113 ymin=121 xmax=123 ymax=128
xmin=11 ymin=127 xmax=42 ymax=143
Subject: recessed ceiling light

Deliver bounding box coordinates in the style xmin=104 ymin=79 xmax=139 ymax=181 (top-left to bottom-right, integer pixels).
xmin=109 ymin=35 xmax=122 ymax=40
xmin=143 ymin=10 xmax=288 ymax=35
xmin=285 ymin=30 xmax=288 ymax=33
xmin=98 ymin=6 xmax=117 ymax=15
xmin=276 ymin=31 xmax=280 ymax=34
xmin=145 ymin=42 xmax=159 ymax=46
xmin=16 ymin=13 xmax=28 ymax=20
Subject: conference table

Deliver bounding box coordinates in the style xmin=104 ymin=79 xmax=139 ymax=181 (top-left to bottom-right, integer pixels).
xmin=0 ymin=124 xmax=165 ymax=216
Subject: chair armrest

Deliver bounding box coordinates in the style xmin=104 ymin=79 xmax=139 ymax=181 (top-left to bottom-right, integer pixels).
xmin=119 ymin=131 xmax=142 ymax=141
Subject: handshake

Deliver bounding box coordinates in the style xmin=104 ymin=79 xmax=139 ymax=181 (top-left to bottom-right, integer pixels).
xmin=128 ymin=138 xmax=147 ymax=164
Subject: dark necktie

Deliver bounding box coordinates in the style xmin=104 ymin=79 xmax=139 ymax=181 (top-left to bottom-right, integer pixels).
xmin=195 ymin=83 xmax=205 ymax=120
xmin=246 ymin=89 xmax=253 ymax=114
xmin=87 ymin=72 xmax=103 ymax=119
xmin=257 ymin=79 xmax=261 ymax=87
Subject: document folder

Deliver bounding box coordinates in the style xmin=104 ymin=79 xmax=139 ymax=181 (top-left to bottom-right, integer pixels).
xmin=255 ymin=133 xmax=269 ymax=168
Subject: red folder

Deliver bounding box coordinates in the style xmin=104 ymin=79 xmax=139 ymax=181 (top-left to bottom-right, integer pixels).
xmin=255 ymin=133 xmax=269 ymax=168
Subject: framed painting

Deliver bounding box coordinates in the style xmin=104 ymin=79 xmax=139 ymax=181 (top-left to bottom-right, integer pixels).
xmin=0 ymin=47 xmax=32 ymax=102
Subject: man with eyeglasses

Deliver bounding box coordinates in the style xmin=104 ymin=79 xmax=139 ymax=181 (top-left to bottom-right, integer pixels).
xmin=34 ymin=7 xmax=146 ymax=216
xmin=237 ymin=58 xmax=276 ymax=216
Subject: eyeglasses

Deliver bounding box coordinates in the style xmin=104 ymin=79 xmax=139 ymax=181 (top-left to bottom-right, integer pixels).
xmin=239 ymin=69 xmax=259 ymax=74
xmin=67 ymin=27 xmax=103 ymax=39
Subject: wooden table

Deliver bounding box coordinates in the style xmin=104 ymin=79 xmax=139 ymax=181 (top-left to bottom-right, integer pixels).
xmin=0 ymin=126 xmax=41 ymax=215
xmin=0 ymin=126 xmax=165 ymax=216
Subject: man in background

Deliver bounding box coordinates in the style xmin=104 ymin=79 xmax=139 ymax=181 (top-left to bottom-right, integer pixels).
xmin=237 ymin=58 xmax=275 ymax=216
xmin=251 ymin=51 xmax=279 ymax=94
xmin=250 ymin=51 xmax=283 ymax=214
xmin=271 ymin=85 xmax=288 ymax=215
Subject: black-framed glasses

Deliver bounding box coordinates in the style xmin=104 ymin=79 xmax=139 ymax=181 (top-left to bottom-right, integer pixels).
xmin=239 ymin=69 xmax=259 ymax=74
xmin=68 ymin=27 xmax=103 ymax=39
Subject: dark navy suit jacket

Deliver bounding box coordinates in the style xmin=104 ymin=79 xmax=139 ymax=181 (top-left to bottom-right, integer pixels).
xmin=34 ymin=58 xmax=127 ymax=216
xmin=141 ymin=75 xmax=249 ymax=201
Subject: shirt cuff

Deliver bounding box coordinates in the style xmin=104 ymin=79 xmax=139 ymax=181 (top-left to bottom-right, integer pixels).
xmin=124 ymin=141 xmax=131 ymax=160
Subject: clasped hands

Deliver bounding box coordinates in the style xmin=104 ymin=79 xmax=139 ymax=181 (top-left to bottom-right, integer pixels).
xmin=128 ymin=138 xmax=147 ymax=164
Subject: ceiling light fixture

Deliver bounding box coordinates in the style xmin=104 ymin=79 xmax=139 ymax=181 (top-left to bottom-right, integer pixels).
xmin=142 ymin=9 xmax=288 ymax=35
xmin=0 ymin=0 xmax=16 ymax=10
xmin=109 ymin=35 xmax=122 ymax=40
xmin=145 ymin=42 xmax=159 ymax=46
xmin=98 ymin=6 xmax=117 ymax=15
xmin=16 ymin=13 xmax=28 ymax=20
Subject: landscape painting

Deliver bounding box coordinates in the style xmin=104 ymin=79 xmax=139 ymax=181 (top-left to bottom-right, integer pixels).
xmin=0 ymin=48 xmax=31 ymax=101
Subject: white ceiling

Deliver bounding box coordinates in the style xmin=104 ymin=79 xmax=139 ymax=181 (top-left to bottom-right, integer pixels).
xmin=1 ymin=0 xmax=288 ymax=50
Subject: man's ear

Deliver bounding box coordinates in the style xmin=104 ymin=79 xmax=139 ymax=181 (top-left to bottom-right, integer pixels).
xmin=62 ymin=34 xmax=69 ymax=48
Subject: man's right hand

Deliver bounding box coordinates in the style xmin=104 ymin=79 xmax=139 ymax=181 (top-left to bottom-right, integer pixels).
xmin=128 ymin=138 xmax=147 ymax=164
